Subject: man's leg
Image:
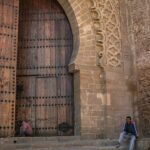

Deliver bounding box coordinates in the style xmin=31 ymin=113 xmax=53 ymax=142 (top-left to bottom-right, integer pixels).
xmin=116 ymin=131 xmax=126 ymax=148
xmin=24 ymin=131 xmax=31 ymax=137
xmin=119 ymin=131 xmax=126 ymax=144
xmin=129 ymin=135 xmax=136 ymax=150
xmin=20 ymin=127 xmax=25 ymax=136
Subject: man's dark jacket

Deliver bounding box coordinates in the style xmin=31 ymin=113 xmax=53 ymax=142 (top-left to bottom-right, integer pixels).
xmin=123 ymin=121 xmax=138 ymax=137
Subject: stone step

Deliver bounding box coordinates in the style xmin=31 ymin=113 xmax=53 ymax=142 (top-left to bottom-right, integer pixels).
xmin=0 ymin=137 xmax=128 ymax=150
xmin=0 ymin=137 xmax=149 ymax=150
xmin=0 ymin=136 xmax=82 ymax=145
xmin=0 ymin=136 xmax=81 ymax=142
xmin=1 ymin=145 xmax=127 ymax=150
xmin=0 ymin=136 xmax=118 ymax=146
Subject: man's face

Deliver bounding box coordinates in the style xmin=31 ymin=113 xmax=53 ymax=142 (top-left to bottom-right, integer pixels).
xmin=126 ymin=118 xmax=131 ymax=123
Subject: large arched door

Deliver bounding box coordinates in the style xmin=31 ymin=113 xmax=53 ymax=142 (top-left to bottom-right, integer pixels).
xmin=16 ymin=0 xmax=74 ymax=136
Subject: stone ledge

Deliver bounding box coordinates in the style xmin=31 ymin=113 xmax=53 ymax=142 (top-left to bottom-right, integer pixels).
xmin=136 ymin=138 xmax=150 ymax=150
xmin=0 ymin=137 xmax=149 ymax=150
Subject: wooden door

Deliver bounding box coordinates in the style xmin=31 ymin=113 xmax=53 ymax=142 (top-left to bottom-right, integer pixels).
xmin=16 ymin=0 xmax=74 ymax=136
xmin=0 ymin=0 xmax=19 ymax=137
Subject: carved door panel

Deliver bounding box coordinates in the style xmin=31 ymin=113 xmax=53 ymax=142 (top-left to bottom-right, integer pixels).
xmin=0 ymin=0 xmax=19 ymax=137
xmin=16 ymin=0 xmax=74 ymax=136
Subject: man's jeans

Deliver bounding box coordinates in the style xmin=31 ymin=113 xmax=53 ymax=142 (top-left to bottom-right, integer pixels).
xmin=20 ymin=127 xmax=30 ymax=137
xmin=119 ymin=131 xmax=136 ymax=150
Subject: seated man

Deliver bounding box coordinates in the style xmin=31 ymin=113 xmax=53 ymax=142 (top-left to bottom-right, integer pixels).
xmin=20 ymin=120 xmax=33 ymax=136
xmin=116 ymin=116 xmax=138 ymax=150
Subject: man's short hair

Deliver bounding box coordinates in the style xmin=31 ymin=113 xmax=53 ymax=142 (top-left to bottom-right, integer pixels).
xmin=126 ymin=116 xmax=132 ymax=120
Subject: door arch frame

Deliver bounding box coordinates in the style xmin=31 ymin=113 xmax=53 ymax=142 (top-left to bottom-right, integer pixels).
xmin=56 ymin=0 xmax=96 ymax=136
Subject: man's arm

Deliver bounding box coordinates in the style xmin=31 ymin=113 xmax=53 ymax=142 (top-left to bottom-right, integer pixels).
xmin=122 ymin=123 xmax=126 ymax=132
xmin=133 ymin=122 xmax=138 ymax=137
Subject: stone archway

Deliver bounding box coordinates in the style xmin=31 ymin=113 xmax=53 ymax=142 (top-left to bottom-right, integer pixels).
xmin=0 ymin=0 xmax=99 ymax=137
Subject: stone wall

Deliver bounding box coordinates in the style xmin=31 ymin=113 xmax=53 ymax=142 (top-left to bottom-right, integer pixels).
xmin=126 ymin=0 xmax=150 ymax=137
xmin=59 ymin=0 xmax=133 ymax=138
xmin=59 ymin=0 xmax=135 ymax=138
xmin=87 ymin=0 xmax=134 ymax=138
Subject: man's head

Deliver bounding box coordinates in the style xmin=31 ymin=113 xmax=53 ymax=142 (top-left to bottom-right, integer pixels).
xmin=126 ymin=116 xmax=132 ymax=124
